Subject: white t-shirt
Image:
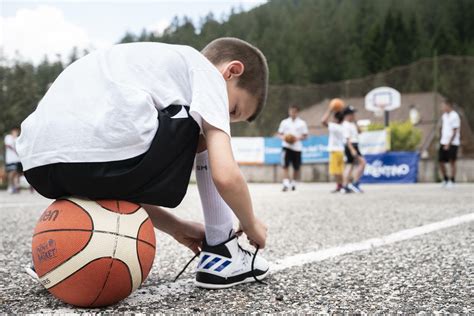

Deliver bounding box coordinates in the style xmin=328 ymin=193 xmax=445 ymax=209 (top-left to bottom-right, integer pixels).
xmin=440 ymin=111 xmax=461 ymax=146
xmin=17 ymin=43 xmax=230 ymax=171
xmin=4 ymin=134 xmax=20 ymax=164
xmin=342 ymin=121 xmax=359 ymax=144
xmin=278 ymin=117 xmax=308 ymax=152
xmin=327 ymin=123 xmax=345 ymax=152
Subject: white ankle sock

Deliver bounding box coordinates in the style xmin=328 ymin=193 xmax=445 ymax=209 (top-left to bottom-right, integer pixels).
xmin=195 ymin=150 xmax=234 ymax=246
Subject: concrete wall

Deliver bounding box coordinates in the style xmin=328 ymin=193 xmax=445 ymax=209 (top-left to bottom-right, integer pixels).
xmin=417 ymin=159 xmax=474 ymax=183
xmin=191 ymin=159 xmax=474 ymax=183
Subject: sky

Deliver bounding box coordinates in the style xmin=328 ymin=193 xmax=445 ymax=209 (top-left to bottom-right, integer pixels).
xmin=0 ymin=0 xmax=267 ymax=64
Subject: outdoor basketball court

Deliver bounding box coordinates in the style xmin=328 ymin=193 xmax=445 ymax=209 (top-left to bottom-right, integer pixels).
xmin=1 ymin=183 xmax=472 ymax=313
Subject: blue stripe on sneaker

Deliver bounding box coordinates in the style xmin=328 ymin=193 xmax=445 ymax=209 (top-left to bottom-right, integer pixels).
xmin=198 ymin=254 xmax=210 ymax=268
xmin=203 ymin=257 xmax=221 ymax=270
xmin=214 ymin=260 xmax=231 ymax=272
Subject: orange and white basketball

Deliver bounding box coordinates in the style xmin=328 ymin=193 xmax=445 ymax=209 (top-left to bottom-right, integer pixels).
xmin=329 ymin=98 xmax=345 ymax=112
xmin=32 ymin=198 xmax=156 ymax=307
xmin=284 ymin=134 xmax=297 ymax=144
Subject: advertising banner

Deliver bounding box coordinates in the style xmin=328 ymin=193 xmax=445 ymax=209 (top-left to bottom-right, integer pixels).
xmin=231 ymin=137 xmax=265 ymax=164
xmin=263 ymin=137 xmax=283 ymax=165
xmin=231 ymin=133 xmax=391 ymax=166
xmin=302 ymin=136 xmax=329 ymax=163
xmin=263 ymin=136 xmax=329 ymax=165
xmin=358 ymin=129 xmax=389 ymax=155
xmin=361 ymin=152 xmax=419 ymax=183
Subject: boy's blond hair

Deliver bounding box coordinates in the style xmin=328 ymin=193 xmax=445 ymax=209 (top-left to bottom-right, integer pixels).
xmin=202 ymin=37 xmax=269 ymax=122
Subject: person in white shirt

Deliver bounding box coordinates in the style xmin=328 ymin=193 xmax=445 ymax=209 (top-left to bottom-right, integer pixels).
xmin=18 ymin=38 xmax=271 ymax=288
xmin=321 ymin=109 xmax=345 ymax=193
xmin=4 ymin=127 xmax=22 ymax=193
xmin=342 ymin=106 xmax=366 ymax=193
xmin=277 ymin=105 xmax=308 ymax=191
xmin=439 ymin=99 xmax=461 ymax=188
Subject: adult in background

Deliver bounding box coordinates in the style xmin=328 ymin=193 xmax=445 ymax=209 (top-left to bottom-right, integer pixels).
xmin=278 ymin=105 xmax=308 ymax=191
xmin=4 ymin=127 xmax=22 ymax=194
xmin=342 ymin=106 xmax=366 ymax=193
xmin=439 ymin=99 xmax=461 ymax=188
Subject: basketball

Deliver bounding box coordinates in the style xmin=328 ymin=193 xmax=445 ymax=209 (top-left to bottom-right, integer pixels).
xmin=32 ymin=198 xmax=156 ymax=307
xmin=284 ymin=134 xmax=297 ymax=144
xmin=329 ymin=98 xmax=345 ymax=112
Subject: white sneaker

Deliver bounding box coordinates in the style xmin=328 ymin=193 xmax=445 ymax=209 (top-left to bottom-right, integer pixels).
xmin=341 ymin=186 xmax=353 ymax=194
xmin=194 ymin=235 xmax=269 ymax=289
xmin=290 ymin=181 xmax=296 ymax=191
xmin=24 ymin=264 xmax=39 ymax=282
xmin=446 ymin=180 xmax=454 ymax=189
xmin=347 ymin=183 xmax=361 ymax=193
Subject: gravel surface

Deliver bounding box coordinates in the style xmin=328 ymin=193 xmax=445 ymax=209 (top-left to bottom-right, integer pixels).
xmin=0 ymin=183 xmax=472 ymax=313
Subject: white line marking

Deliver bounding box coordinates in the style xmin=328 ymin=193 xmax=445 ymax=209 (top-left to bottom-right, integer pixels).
xmin=0 ymin=202 xmax=49 ymax=209
xmin=37 ymin=212 xmax=474 ymax=311
xmin=271 ymin=212 xmax=474 ymax=271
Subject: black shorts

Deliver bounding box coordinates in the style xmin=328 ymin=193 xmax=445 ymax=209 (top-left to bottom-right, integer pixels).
xmin=344 ymin=143 xmax=362 ymax=164
xmin=5 ymin=162 xmax=23 ymax=173
xmin=438 ymin=145 xmax=458 ymax=162
xmin=24 ymin=105 xmax=200 ymax=208
xmin=282 ymin=148 xmax=302 ymax=171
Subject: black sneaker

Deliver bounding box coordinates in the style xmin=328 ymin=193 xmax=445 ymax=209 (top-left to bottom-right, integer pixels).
xmin=194 ymin=235 xmax=269 ymax=289
xmin=331 ymin=187 xmax=342 ymax=193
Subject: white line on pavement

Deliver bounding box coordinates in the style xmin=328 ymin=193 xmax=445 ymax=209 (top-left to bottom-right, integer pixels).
xmin=271 ymin=212 xmax=474 ymax=271
xmin=0 ymin=202 xmax=49 ymax=208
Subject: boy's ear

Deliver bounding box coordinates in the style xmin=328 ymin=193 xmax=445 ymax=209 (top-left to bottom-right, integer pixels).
xmin=222 ymin=61 xmax=245 ymax=80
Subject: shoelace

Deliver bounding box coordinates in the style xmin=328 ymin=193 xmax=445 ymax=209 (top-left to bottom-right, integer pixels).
xmin=174 ymin=237 xmax=266 ymax=285
xmin=173 ymin=252 xmax=200 ymax=282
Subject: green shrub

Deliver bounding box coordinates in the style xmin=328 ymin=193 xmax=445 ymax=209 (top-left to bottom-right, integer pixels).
xmin=367 ymin=120 xmax=421 ymax=151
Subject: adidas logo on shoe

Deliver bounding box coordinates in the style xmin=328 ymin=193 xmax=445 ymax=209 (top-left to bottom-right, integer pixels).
xmin=194 ymin=234 xmax=269 ymax=289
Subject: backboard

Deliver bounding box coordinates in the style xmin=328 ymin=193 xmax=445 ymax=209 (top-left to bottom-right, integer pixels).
xmin=365 ymin=87 xmax=401 ymax=112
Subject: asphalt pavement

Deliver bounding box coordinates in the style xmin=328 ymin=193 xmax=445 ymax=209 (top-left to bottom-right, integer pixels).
xmin=0 ymin=183 xmax=472 ymax=313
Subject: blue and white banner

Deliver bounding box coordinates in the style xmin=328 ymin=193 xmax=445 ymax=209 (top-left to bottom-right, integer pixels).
xmin=302 ymin=136 xmax=329 ymax=163
xmin=263 ymin=136 xmax=329 ymax=165
xmin=263 ymin=137 xmax=283 ymax=165
xmin=361 ymin=152 xmax=419 ymax=183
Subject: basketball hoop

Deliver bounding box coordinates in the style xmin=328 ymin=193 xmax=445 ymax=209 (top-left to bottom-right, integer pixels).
xmin=365 ymin=87 xmax=401 ymax=112
xmin=365 ymin=87 xmax=401 ymax=127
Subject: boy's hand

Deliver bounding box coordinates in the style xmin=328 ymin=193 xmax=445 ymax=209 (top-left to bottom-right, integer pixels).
xmin=172 ymin=219 xmax=205 ymax=254
xmin=239 ymin=217 xmax=268 ymax=249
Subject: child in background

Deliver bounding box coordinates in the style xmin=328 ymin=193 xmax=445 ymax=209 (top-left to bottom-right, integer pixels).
xmin=4 ymin=127 xmax=22 ymax=194
xmin=342 ymin=105 xmax=366 ymax=193
xmin=321 ymin=109 xmax=345 ymax=193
